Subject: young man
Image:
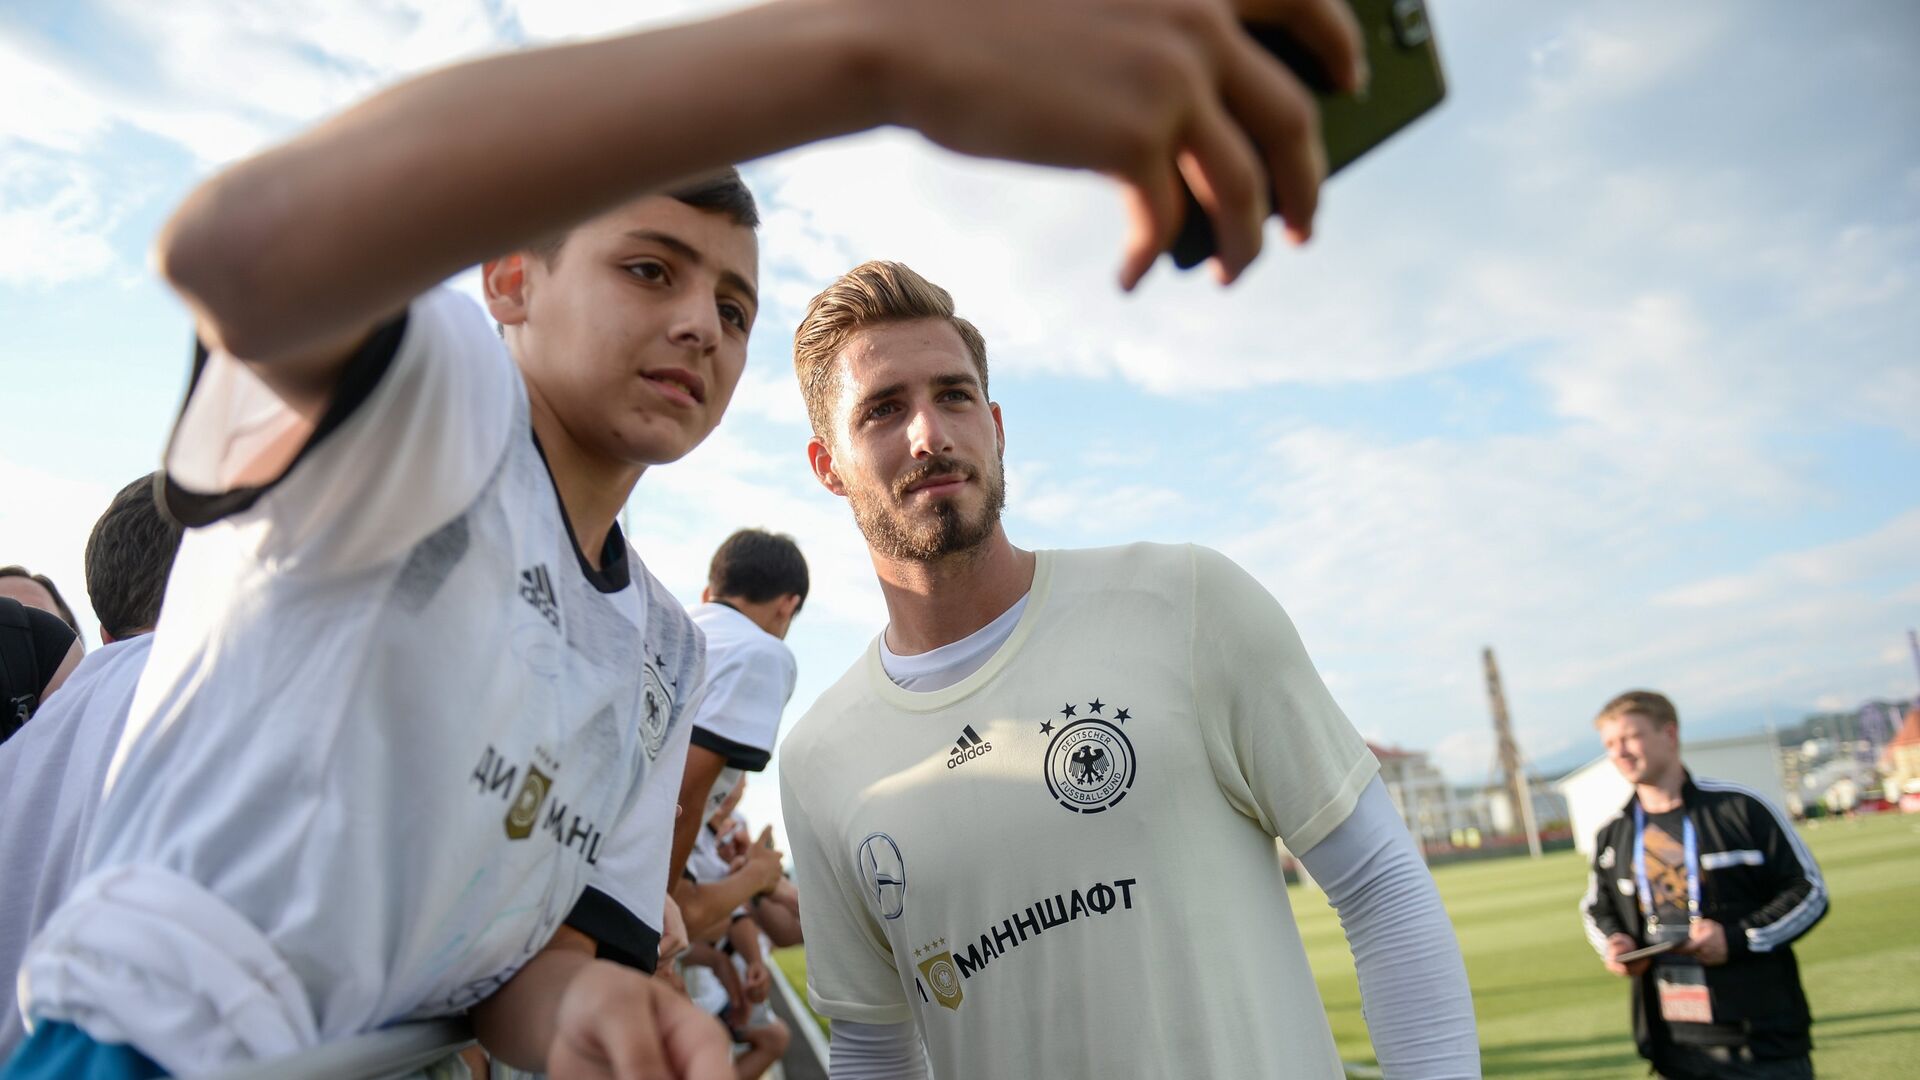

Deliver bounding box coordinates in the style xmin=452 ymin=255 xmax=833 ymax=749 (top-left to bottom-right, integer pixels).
xmin=673 ymin=527 xmax=809 ymax=935
xmin=9 ymin=2 xmax=1365 ymax=1076
xmin=779 ymin=261 xmax=1480 ymax=1078
xmin=0 ymin=474 xmax=183 ymax=1061
xmin=1582 ymin=691 xmax=1826 ymax=1080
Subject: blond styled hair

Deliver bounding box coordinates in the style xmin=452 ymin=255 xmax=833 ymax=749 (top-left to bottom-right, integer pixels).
xmin=792 ymin=260 xmax=988 ymax=438
xmin=1595 ymin=689 xmax=1679 ymax=731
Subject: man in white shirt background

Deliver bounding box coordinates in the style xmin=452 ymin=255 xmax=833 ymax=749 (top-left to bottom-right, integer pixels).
xmin=0 ymin=473 xmax=182 ymax=1060
xmin=779 ymin=261 xmax=1482 ymax=1079
xmin=674 ymin=529 xmax=806 ymax=937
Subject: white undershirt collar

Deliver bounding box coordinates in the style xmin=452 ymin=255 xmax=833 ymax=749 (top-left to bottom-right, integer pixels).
xmin=879 ymin=592 xmax=1031 ymax=693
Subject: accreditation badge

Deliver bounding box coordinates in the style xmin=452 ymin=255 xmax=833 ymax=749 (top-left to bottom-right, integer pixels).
xmin=1653 ymin=964 xmax=1713 ymax=1025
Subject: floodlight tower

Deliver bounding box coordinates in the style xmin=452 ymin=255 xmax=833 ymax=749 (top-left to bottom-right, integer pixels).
xmin=1483 ymin=646 xmax=1543 ymax=858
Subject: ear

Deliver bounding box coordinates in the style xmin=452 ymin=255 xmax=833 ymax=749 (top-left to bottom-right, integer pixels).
xmin=990 ymin=400 xmax=1006 ymax=453
xmin=774 ymin=593 xmax=802 ymax=622
xmin=807 ymin=436 xmax=847 ymax=497
xmin=483 ymin=254 xmax=531 ymax=327
xmin=699 ymin=586 xmax=712 ymax=604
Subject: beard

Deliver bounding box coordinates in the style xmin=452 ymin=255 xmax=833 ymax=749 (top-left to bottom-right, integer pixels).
xmin=848 ymin=452 xmax=1007 ymax=562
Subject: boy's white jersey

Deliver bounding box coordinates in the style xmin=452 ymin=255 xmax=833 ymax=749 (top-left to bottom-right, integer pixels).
xmin=20 ymin=289 xmax=701 ymax=1077
xmin=687 ymin=601 xmax=796 ymax=774
xmin=779 ymin=544 xmax=1378 ymax=1079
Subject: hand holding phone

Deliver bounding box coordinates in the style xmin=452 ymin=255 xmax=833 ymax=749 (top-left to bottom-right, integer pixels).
xmin=1167 ymin=0 xmax=1447 ymax=272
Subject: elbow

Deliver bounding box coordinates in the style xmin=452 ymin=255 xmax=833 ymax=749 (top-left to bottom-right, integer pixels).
xmin=155 ymin=172 xmax=293 ymax=359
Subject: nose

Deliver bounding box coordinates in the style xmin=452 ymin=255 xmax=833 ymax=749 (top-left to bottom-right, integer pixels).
xmin=906 ymin=402 xmax=952 ymax=459
xmin=667 ymin=294 xmax=720 ymax=353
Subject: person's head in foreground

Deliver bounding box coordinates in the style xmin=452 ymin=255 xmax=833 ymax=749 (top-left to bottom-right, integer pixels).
xmin=702 ymin=528 xmax=809 ymax=640
xmin=1596 ymin=689 xmax=1683 ymax=789
xmin=486 ymin=170 xmax=761 ymax=473
xmin=84 ymin=474 xmax=184 ymax=644
xmin=0 ymin=567 xmax=82 ymax=641
xmin=795 ymin=260 xmax=1007 ymax=566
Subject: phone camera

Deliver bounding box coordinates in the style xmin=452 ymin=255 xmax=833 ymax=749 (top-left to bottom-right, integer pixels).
xmin=1391 ymin=0 xmax=1432 ymax=48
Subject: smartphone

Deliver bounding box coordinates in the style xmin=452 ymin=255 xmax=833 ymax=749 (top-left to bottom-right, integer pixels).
xmin=1168 ymin=0 xmax=1447 ymax=269
xmin=1616 ymin=939 xmax=1680 ymax=964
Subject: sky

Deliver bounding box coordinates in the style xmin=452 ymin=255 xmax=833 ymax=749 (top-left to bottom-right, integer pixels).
xmin=2 ymin=1 xmax=1917 ymax=848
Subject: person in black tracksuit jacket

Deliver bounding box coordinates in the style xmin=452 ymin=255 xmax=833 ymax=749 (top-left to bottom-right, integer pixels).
xmin=1582 ymin=690 xmax=1826 ymax=1080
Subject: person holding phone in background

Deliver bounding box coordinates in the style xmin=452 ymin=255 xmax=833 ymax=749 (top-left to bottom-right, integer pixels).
xmin=1583 ymin=691 xmax=1826 ymax=1080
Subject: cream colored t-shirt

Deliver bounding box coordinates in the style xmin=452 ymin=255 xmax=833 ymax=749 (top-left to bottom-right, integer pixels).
xmin=779 ymin=543 xmax=1378 ymax=1078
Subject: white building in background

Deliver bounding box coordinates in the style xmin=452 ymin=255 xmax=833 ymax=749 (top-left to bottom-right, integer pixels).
xmin=1485 ymin=779 xmax=1570 ymax=834
xmin=1371 ymin=743 xmax=1488 ymax=847
xmin=1556 ymin=731 xmax=1788 ymax=858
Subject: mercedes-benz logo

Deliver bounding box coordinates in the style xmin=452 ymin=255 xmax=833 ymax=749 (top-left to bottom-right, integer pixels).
xmin=857 ymin=832 xmax=907 ymax=920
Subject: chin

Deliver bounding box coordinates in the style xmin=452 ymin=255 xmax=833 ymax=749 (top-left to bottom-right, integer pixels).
xmin=614 ymin=419 xmax=712 ymax=466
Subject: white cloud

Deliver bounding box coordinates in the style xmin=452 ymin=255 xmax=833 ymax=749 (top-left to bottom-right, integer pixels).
xmin=0 ymin=34 xmax=113 ymax=153
xmin=1522 ymin=7 xmax=1723 ymax=115
xmin=0 ymin=458 xmax=117 ymax=650
xmin=0 ymin=149 xmax=129 ymax=287
xmin=1653 ymin=509 xmax=1920 ymax=611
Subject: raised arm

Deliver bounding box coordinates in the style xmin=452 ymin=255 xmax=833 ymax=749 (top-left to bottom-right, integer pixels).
xmin=158 ymin=0 xmax=1361 ymax=383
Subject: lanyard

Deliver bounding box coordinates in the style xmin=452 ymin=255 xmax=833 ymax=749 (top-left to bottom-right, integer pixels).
xmin=1632 ymin=803 xmax=1701 ymax=929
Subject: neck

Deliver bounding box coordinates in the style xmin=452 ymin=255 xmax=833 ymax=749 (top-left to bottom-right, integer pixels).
xmin=1636 ymin=765 xmax=1686 ymax=813
xmin=875 ymin=527 xmax=1034 ymax=655
xmin=713 ymin=596 xmax=784 ymax=639
xmin=529 ymin=386 xmax=644 ymax=568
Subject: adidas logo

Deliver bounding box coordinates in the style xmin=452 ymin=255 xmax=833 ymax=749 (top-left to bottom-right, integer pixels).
xmin=947 ymin=725 xmax=992 ymax=770
xmin=518 ymin=564 xmax=559 ymax=629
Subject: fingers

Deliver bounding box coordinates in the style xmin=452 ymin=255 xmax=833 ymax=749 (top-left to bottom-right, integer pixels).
xmin=1177 ymin=91 xmax=1268 ymax=284
xmin=1118 ymin=160 xmax=1184 ymax=291
xmin=1240 ymin=0 xmax=1367 ymax=92
xmin=1221 ymin=23 xmax=1324 ymax=244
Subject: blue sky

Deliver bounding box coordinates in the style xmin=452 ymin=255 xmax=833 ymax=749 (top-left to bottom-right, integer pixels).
xmin=3 ymin=1 xmax=1916 ymax=842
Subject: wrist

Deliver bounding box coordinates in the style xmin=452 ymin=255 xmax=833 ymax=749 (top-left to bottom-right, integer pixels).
xmin=1723 ymin=922 xmax=1750 ymax=956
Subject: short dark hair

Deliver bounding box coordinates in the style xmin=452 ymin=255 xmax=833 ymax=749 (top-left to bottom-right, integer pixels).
xmin=708 ymin=529 xmax=808 ymax=607
xmin=84 ymin=473 xmax=184 ymax=640
xmin=0 ymin=565 xmax=79 ymax=634
xmin=527 ymin=167 xmax=760 ymax=264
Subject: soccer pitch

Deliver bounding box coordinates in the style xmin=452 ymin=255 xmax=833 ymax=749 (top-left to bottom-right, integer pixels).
xmin=775 ymin=811 xmax=1920 ymax=1076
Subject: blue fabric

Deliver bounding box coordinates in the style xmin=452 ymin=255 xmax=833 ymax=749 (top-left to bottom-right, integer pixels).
xmin=1 ymin=1022 xmax=165 ymax=1080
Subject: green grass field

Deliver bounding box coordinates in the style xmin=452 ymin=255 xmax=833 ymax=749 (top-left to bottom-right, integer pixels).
xmin=775 ymin=812 xmax=1920 ymax=1076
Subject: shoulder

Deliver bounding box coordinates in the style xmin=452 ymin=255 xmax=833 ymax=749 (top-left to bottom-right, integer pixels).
xmin=637 ymin=565 xmax=703 ymax=676
xmin=73 ymin=635 xmax=154 ymax=690
xmin=407 ymin=286 xmax=507 ymax=353
xmin=18 ymin=603 xmax=78 ymax=660
xmin=1590 ymin=810 xmax=1629 ymax=855
xmin=780 ymin=653 xmax=874 ymax=768
xmin=1048 ymin=541 xmax=1214 ymax=598
xmin=1689 ymin=776 xmax=1791 ymax=828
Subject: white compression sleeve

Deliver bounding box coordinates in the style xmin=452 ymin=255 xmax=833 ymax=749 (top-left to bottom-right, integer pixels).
xmin=1296 ymin=776 xmax=1481 ymax=1079
xmin=828 ymin=1019 xmax=929 ymax=1080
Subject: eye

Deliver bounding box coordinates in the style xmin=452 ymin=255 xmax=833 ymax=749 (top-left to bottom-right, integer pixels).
xmin=625 ymin=259 xmax=668 ymax=284
xmin=865 ymin=402 xmax=899 ymax=422
xmin=940 ymin=388 xmax=973 ymax=404
xmin=719 ymin=301 xmax=750 ymax=332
